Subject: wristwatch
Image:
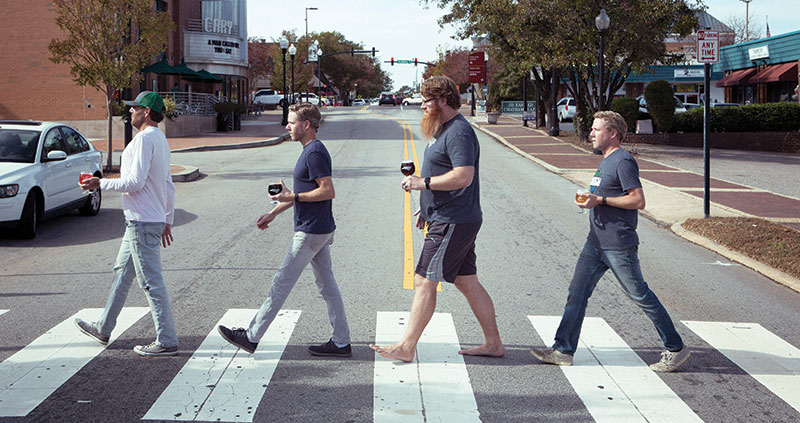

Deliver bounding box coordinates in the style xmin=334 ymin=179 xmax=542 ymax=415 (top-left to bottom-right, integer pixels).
xmin=295 ymin=193 xmax=300 ymax=203
xmin=602 ymin=196 xmax=607 ymax=205
xmin=424 ymin=177 xmax=431 ymax=190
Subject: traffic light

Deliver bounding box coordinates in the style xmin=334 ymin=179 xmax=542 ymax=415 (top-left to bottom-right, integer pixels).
xmin=350 ymin=48 xmax=354 ymax=57
xmin=390 ymin=57 xmax=394 ymax=66
xmin=414 ymin=58 xmax=418 ymax=66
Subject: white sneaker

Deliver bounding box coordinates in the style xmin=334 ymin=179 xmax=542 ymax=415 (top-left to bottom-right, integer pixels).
xmin=134 ymin=341 xmax=178 ymax=357
xmin=649 ymin=348 xmax=690 ymax=372
xmin=530 ymin=347 xmax=573 ymax=366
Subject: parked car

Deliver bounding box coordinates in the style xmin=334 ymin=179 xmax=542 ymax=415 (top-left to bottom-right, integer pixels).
xmin=402 ymin=94 xmax=424 ymax=106
xmin=352 ymin=98 xmax=367 ymax=106
xmin=636 ymin=95 xmax=687 ymax=115
xmin=253 ymin=89 xmax=286 ymax=107
xmin=0 ymin=120 xmax=103 ymax=238
xmin=379 ymin=93 xmax=396 ymax=106
xmin=294 ymin=93 xmax=325 ymax=106
xmin=557 ymin=97 xmax=577 ymax=122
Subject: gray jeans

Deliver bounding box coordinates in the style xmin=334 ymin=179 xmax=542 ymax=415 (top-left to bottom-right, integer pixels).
xmin=247 ymin=231 xmax=350 ymax=346
xmin=97 ymin=220 xmax=178 ymax=347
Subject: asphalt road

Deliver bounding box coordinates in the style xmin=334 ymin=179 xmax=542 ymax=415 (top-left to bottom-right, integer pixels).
xmin=1 ymin=106 xmax=799 ymax=422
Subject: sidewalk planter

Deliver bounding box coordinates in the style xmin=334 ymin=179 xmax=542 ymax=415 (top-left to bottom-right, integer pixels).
xmin=487 ymin=112 xmax=500 ymax=124
xmin=627 ymin=131 xmax=800 ymax=153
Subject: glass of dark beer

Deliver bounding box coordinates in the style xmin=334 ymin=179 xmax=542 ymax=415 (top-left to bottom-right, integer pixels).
xmin=401 ymin=160 xmax=415 ymax=176
xmin=268 ymin=183 xmax=282 ymax=205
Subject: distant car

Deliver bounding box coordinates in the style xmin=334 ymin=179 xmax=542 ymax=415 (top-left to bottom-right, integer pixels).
xmin=683 ymin=102 xmax=702 ymax=110
xmin=637 ymin=95 xmax=687 ymax=115
xmin=379 ymin=93 xmax=395 ymax=106
xmin=711 ymin=102 xmax=742 ymax=108
xmin=352 ymin=98 xmax=367 ymax=106
xmin=0 ymin=120 xmax=103 ymax=238
xmin=253 ymin=89 xmax=285 ymax=107
xmin=402 ymin=94 xmax=423 ymax=106
xmin=294 ymin=93 xmax=325 ymax=106
xmin=557 ymin=97 xmax=577 ymax=122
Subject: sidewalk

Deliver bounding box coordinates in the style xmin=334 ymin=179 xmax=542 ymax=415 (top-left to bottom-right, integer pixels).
xmin=89 ymin=109 xmax=290 ymax=181
xmin=467 ymin=112 xmax=800 ymax=292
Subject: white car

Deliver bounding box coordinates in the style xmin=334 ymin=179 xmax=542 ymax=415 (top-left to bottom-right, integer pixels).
xmin=402 ymin=94 xmax=424 ymax=106
xmin=294 ymin=93 xmax=326 ymax=106
xmin=0 ymin=120 xmax=102 ymax=238
xmin=253 ymin=89 xmax=286 ymax=107
xmin=557 ymin=97 xmax=576 ymax=122
xmin=352 ymin=98 xmax=367 ymax=106
xmin=637 ymin=95 xmax=687 ymax=115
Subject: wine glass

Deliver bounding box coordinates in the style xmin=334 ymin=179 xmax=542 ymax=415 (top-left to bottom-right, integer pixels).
xmin=576 ymin=189 xmax=590 ymax=214
xmin=268 ymin=183 xmax=282 ymax=205
xmin=401 ymin=160 xmax=415 ymax=177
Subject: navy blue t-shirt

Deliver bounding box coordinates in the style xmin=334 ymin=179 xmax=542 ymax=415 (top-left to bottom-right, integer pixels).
xmin=293 ymin=139 xmax=335 ymax=234
xmin=419 ymin=114 xmax=482 ymax=224
xmin=587 ymin=148 xmax=642 ymax=250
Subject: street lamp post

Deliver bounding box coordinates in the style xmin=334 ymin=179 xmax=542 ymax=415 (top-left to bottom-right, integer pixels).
xmin=595 ymin=9 xmax=610 ymax=111
xmin=289 ymin=44 xmax=297 ymax=104
xmin=317 ymin=48 xmax=323 ymax=104
xmin=280 ymin=38 xmax=289 ymax=126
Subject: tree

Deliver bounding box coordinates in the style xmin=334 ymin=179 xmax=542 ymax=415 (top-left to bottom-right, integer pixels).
xmin=723 ymin=13 xmax=763 ymax=44
xmin=248 ymin=38 xmax=278 ymax=87
xmin=426 ymin=0 xmax=698 ymax=140
xmin=48 ymin=0 xmax=174 ymax=171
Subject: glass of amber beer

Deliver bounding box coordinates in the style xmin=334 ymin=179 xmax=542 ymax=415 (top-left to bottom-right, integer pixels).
xmin=576 ymin=189 xmax=590 ymax=214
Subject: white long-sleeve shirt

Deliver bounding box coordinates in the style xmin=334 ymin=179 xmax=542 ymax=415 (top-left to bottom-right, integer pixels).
xmin=100 ymin=126 xmax=175 ymax=225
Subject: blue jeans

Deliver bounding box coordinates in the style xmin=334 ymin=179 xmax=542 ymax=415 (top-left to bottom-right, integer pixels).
xmin=247 ymin=231 xmax=350 ymax=346
xmin=97 ymin=221 xmax=178 ymax=347
xmin=553 ymin=241 xmax=683 ymax=355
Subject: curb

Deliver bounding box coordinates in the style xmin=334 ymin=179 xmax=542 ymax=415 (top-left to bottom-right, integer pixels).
xmin=171 ymin=165 xmax=200 ymax=183
xmin=171 ymin=133 xmax=290 ymax=153
xmin=472 ymin=120 xmax=800 ymax=292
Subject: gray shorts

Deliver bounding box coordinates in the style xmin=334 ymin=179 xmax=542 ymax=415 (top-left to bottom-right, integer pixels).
xmin=415 ymin=221 xmax=482 ymax=283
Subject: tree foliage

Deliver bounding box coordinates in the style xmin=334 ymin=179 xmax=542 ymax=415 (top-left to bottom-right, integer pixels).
xmin=644 ymin=79 xmax=676 ymax=132
xmin=425 ymin=0 xmax=700 ymax=140
xmin=48 ymin=0 xmax=173 ymax=170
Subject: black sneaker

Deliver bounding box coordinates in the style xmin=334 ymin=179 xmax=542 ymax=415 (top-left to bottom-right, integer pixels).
xmin=75 ymin=318 xmax=109 ymax=345
xmin=309 ymin=339 xmax=352 ymax=357
xmin=217 ymin=325 xmax=258 ymax=354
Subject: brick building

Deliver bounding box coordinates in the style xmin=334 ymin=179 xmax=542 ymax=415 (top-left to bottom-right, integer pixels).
xmin=0 ymin=0 xmax=249 ymax=122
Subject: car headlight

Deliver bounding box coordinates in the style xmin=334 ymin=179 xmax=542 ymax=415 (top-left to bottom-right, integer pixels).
xmin=0 ymin=184 xmax=19 ymax=198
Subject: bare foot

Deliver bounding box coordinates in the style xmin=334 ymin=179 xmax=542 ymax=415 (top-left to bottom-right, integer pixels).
xmin=369 ymin=343 xmax=415 ymax=362
xmin=459 ymin=343 xmax=505 ymax=358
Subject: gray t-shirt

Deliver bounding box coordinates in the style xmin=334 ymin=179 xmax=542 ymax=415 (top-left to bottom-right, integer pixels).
xmin=419 ymin=114 xmax=482 ymax=224
xmin=587 ymin=149 xmax=642 ymax=250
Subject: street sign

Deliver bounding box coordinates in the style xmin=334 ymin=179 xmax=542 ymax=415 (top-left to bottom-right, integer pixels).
xmin=697 ymin=30 xmax=719 ymax=64
xmin=395 ymin=60 xmax=414 ymax=64
xmin=501 ymin=100 xmax=536 ymax=114
xmin=469 ymin=52 xmax=485 ymax=84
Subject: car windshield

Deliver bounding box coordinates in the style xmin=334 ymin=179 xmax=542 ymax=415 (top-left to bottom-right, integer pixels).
xmin=0 ymin=129 xmax=40 ymax=163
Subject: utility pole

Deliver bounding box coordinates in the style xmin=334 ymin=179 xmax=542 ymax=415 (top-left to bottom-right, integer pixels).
xmin=740 ymin=0 xmax=753 ymax=41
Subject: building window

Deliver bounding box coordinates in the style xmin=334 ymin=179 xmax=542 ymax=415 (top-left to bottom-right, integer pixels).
xmin=155 ymin=0 xmax=167 ymax=12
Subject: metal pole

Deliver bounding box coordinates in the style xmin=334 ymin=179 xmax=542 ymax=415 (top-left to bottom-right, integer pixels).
xmin=291 ymin=55 xmax=295 ymax=104
xmin=281 ymin=49 xmax=288 ymax=126
xmin=549 ymin=66 xmax=560 ymax=136
xmin=703 ymin=62 xmax=711 ymax=218
xmin=599 ymin=30 xmax=605 ymax=110
xmin=523 ymin=75 xmax=528 ymax=127
xmin=471 ymin=87 xmax=475 ymax=116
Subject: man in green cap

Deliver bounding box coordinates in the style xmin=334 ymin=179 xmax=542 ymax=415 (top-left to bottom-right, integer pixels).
xmin=75 ymin=91 xmax=179 ymax=357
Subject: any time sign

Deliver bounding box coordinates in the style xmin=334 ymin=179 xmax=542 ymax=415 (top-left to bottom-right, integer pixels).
xmin=697 ymin=30 xmax=719 ymax=63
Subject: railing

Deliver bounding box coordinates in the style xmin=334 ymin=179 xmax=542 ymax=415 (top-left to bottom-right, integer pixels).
xmin=160 ymin=92 xmax=220 ymax=116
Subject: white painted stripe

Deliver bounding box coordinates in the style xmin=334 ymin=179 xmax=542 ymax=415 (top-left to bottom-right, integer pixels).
xmin=0 ymin=307 xmax=150 ymax=417
xmin=528 ymin=316 xmax=702 ymax=423
xmin=373 ymin=312 xmax=480 ymax=423
xmin=683 ymin=321 xmax=800 ymax=413
xmin=0 ymin=310 xmax=7 ymax=317
xmin=142 ymin=309 xmax=300 ymax=422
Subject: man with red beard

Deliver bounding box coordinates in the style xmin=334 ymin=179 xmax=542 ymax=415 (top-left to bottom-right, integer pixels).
xmin=369 ymin=76 xmax=504 ymax=362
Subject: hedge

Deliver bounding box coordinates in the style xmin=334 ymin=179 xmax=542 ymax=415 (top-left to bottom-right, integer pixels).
xmin=673 ymin=102 xmax=800 ymax=133
xmin=611 ymin=97 xmax=639 ymax=132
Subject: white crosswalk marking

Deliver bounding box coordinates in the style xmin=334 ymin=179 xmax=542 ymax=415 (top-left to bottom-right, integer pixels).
xmin=0 ymin=310 xmax=7 ymax=317
xmin=528 ymin=316 xmax=703 ymax=423
xmin=373 ymin=312 xmax=481 ymax=423
xmin=0 ymin=307 xmax=150 ymax=417
xmin=142 ymin=309 xmax=301 ymax=422
xmin=683 ymin=321 xmax=800 ymax=413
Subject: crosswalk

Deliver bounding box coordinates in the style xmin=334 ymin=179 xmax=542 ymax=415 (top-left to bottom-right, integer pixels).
xmin=0 ymin=308 xmax=799 ymax=421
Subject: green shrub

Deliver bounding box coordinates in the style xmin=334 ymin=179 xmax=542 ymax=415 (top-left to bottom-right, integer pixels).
xmin=673 ymin=102 xmax=800 ymax=133
xmin=644 ymin=80 xmax=675 ymax=133
xmin=611 ymin=97 xmax=639 ymax=132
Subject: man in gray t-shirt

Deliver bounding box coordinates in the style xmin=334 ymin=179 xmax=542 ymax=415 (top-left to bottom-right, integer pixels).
xmin=530 ymin=111 xmax=690 ymax=373
xmin=369 ymin=76 xmax=504 ymax=363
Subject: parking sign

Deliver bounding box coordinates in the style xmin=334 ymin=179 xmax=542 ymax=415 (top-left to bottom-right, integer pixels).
xmin=697 ymin=30 xmax=719 ymax=63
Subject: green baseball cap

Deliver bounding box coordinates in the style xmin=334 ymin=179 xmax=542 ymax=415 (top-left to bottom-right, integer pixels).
xmin=124 ymin=91 xmax=164 ymax=113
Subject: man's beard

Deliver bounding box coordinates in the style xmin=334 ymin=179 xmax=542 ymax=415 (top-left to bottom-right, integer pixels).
xmin=421 ymin=104 xmax=443 ymax=140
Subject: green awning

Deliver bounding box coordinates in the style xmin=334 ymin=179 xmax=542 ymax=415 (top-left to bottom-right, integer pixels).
xmin=141 ymin=59 xmax=181 ymax=75
xmin=174 ymin=60 xmax=204 ymax=79
xmin=184 ymin=69 xmax=224 ymax=82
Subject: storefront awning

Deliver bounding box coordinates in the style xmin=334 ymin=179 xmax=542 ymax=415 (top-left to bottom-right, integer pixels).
xmin=749 ymin=62 xmax=798 ymax=84
xmin=715 ymin=67 xmax=757 ymax=87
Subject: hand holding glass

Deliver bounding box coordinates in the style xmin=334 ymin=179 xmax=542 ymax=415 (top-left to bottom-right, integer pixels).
xmin=268 ymin=183 xmax=282 ymax=205
xmin=401 ymin=160 xmax=415 ymax=176
xmin=576 ymin=189 xmax=590 ymax=214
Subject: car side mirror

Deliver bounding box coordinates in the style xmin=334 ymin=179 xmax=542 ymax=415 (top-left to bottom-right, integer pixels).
xmin=45 ymin=150 xmax=67 ymax=161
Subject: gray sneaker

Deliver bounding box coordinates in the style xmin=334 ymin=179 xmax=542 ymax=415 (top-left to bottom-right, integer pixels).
xmin=530 ymin=347 xmax=574 ymax=366
xmin=74 ymin=318 xmax=109 ymax=345
xmin=134 ymin=341 xmax=178 ymax=357
xmin=649 ymin=348 xmax=690 ymax=372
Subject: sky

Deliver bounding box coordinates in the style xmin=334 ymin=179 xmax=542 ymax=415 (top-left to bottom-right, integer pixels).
xmin=246 ymin=1 xmax=798 ymax=92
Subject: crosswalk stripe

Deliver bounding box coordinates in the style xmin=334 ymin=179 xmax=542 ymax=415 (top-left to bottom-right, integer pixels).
xmin=0 ymin=310 xmax=7 ymax=317
xmin=528 ymin=316 xmax=703 ymax=423
xmin=142 ymin=309 xmax=301 ymax=422
xmin=682 ymin=321 xmax=800 ymax=413
xmin=373 ymin=312 xmax=480 ymax=422
xmin=0 ymin=307 xmax=150 ymax=417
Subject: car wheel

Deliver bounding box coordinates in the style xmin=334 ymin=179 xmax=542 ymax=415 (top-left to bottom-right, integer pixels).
xmin=403 ymin=101 xmax=408 ymax=106
xmin=17 ymin=193 xmax=38 ymax=239
xmin=79 ymin=187 xmax=101 ymax=216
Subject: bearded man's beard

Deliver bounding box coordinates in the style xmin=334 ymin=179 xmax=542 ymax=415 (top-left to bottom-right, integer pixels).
xmin=421 ymin=105 xmax=443 ymax=140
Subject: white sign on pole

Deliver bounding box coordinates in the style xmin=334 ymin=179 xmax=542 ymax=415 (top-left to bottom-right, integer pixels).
xmin=697 ymin=30 xmax=719 ymax=64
